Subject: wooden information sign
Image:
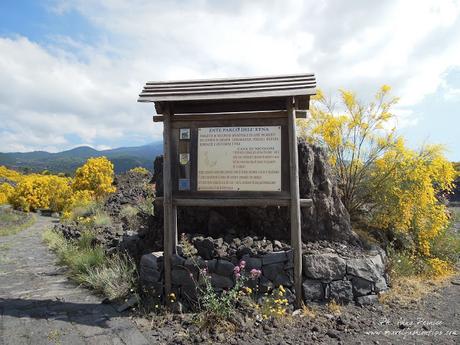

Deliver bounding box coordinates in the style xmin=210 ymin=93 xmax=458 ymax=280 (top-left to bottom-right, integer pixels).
xmin=138 ymin=73 xmax=316 ymax=307
xmin=197 ymin=126 xmax=281 ymax=191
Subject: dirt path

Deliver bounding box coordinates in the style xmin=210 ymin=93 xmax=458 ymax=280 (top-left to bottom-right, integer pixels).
xmin=0 ymin=214 xmax=150 ymax=345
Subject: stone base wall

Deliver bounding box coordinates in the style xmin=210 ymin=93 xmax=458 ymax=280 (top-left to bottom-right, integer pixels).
xmin=140 ymin=245 xmax=388 ymax=306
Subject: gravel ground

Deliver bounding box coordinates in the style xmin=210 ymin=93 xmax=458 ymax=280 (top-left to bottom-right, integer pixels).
xmin=0 ymin=210 xmax=458 ymax=344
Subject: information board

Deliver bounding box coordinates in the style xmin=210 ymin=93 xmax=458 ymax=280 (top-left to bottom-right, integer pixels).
xmin=197 ymin=126 xmax=281 ymax=191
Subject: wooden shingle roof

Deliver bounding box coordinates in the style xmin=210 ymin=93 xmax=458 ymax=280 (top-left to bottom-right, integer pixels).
xmin=138 ymin=73 xmax=316 ymax=103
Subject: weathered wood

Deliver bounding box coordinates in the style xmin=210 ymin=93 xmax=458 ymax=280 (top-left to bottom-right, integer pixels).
xmin=146 ymin=73 xmax=315 ymax=85
xmin=152 ymin=110 xmax=307 ymax=122
xmin=162 ymin=104 xmax=174 ymax=304
xmin=154 ymin=197 xmax=313 ymax=207
xmin=139 ymin=87 xmax=316 ymax=102
xmin=287 ymin=97 xmax=303 ymax=308
xmin=143 ymin=80 xmax=316 ymax=92
xmin=139 ymin=74 xmax=316 ymax=103
xmin=171 ymin=98 xmax=288 ymax=114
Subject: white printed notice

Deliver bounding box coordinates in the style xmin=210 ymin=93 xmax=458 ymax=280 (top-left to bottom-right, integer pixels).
xmin=197 ymin=126 xmax=281 ymax=191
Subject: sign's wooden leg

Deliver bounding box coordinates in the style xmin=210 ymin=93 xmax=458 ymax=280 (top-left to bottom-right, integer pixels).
xmin=287 ymin=97 xmax=303 ymax=309
xmin=162 ymin=105 xmax=174 ymax=304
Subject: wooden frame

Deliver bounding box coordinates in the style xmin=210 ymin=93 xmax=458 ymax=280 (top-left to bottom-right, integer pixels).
xmin=138 ymin=73 xmax=316 ymax=308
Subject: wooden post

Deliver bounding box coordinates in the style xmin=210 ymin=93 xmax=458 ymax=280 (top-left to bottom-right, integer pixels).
xmin=162 ymin=103 xmax=177 ymax=304
xmin=287 ymin=97 xmax=303 ymax=308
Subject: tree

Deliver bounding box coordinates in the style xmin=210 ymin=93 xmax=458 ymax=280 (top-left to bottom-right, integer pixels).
xmin=297 ymin=85 xmax=400 ymax=218
xmin=298 ymin=86 xmax=456 ymax=260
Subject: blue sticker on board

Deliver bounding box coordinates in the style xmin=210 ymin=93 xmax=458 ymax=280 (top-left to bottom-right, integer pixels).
xmin=179 ymin=178 xmax=190 ymax=191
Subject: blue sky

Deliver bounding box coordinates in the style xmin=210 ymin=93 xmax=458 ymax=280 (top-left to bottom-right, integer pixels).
xmin=0 ymin=0 xmax=459 ymax=160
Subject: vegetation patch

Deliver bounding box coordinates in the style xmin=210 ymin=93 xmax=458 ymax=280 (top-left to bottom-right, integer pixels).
xmin=0 ymin=207 xmax=35 ymax=237
xmin=43 ymin=228 xmax=137 ymax=301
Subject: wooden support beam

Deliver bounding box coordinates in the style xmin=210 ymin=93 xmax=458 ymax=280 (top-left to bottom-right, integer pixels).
xmin=287 ymin=97 xmax=303 ymax=309
xmin=152 ymin=110 xmax=311 ymax=123
xmin=154 ymin=197 xmax=312 ymax=208
xmin=162 ymin=104 xmax=176 ymax=305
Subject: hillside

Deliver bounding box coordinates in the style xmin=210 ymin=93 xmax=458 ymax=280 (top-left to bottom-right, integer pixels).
xmin=0 ymin=142 xmax=163 ymax=174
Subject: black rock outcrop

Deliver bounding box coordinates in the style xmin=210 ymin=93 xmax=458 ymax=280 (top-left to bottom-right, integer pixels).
xmin=152 ymin=140 xmax=360 ymax=246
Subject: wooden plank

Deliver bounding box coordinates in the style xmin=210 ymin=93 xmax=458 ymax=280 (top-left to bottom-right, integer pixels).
xmin=152 ymin=111 xmax=310 ymax=122
xmin=172 ymin=98 xmax=288 ymax=114
xmin=287 ymin=97 xmax=303 ymax=308
xmin=145 ymin=73 xmax=315 ymax=86
xmin=162 ymin=103 xmax=174 ymax=305
xmin=140 ymin=84 xmax=316 ymax=97
xmin=154 ymin=197 xmax=313 ymax=208
xmin=138 ymin=87 xmax=316 ymax=103
xmin=171 ymin=111 xmax=287 ymax=121
xmin=143 ymin=80 xmax=316 ymax=92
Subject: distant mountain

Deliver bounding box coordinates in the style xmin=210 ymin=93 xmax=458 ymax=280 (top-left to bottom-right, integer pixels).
xmin=0 ymin=142 xmax=163 ymax=174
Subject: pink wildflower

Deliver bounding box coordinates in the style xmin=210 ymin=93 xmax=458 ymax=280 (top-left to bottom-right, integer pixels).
xmin=233 ymin=266 xmax=241 ymax=274
xmin=235 ymin=272 xmax=241 ymax=279
xmin=250 ymin=268 xmax=262 ymax=279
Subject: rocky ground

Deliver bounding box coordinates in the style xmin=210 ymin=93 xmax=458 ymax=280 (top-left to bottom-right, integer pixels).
xmin=0 ymin=211 xmax=459 ymax=344
xmin=129 ymin=275 xmax=459 ymax=345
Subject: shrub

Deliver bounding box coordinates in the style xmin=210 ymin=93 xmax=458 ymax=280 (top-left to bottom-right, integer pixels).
xmin=73 ymin=157 xmax=116 ymax=199
xmin=297 ymin=86 xmax=400 ymax=217
xmin=61 ymin=190 xmax=96 ymax=220
xmin=298 ymin=86 xmax=457 ymax=274
xmin=369 ymin=143 xmax=455 ymax=257
xmin=0 ymin=166 xmax=22 ymax=182
xmin=9 ymin=175 xmax=72 ymax=212
xmin=0 ymin=183 xmax=14 ymax=205
xmin=129 ymin=167 xmax=150 ymax=175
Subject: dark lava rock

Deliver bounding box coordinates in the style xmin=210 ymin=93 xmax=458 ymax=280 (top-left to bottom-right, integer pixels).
xmin=152 ymin=140 xmax=360 ymax=246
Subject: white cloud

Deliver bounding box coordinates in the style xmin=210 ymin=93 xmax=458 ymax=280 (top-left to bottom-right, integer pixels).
xmin=0 ymin=0 xmax=459 ymax=152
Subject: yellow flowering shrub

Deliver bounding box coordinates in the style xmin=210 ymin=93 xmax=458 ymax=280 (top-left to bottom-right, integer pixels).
xmin=298 ymin=86 xmax=457 ymax=277
xmin=9 ymin=174 xmax=72 ymax=212
xmin=129 ymin=167 xmax=150 ymax=175
xmin=0 ymin=165 xmax=23 ymax=182
xmin=370 ymin=143 xmax=455 ymax=257
xmin=0 ymin=183 xmax=15 ymax=204
xmin=426 ymin=258 xmax=453 ymax=277
xmin=73 ymin=157 xmax=116 ymax=199
xmin=61 ymin=190 xmax=95 ymax=220
xmin=297 ymin=86 xmax=400 ymax=217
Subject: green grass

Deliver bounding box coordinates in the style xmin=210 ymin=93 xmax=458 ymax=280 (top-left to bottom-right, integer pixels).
xmin=43 ymin=228 xmax=137 ymax=300
xmin=0 ymin=242 xmax=12 ymax=251
xmin=77 ymin=254 xmax=138 ymax=300
xmin=43 ymin=229 xmax=105 ymax=277
xmin=0 ymin=208 xmax=35 ymax=237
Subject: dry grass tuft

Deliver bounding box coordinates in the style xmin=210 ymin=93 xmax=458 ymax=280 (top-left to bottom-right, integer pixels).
xmin=326 ymin=299 xmax=342 ymax=316
xmin=300 ymin=303 xmax=317 ymax=318
xmin=379 ymin=276 xmax=451 ymax=306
